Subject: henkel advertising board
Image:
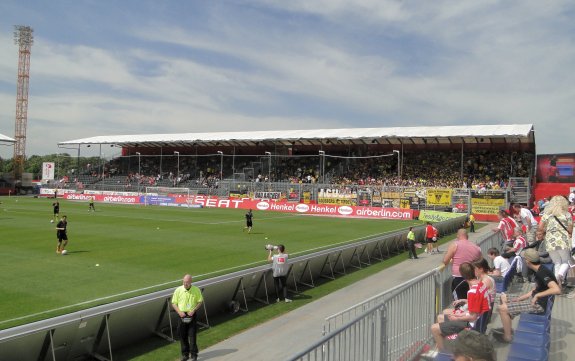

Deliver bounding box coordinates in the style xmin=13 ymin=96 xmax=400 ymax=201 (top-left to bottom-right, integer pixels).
xmin=188 ymin=195 xmax=414 ymax=219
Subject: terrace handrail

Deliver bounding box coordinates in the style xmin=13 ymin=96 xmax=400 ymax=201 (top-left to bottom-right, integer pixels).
xmin=289 ymin=230 xmax=502 ymax=361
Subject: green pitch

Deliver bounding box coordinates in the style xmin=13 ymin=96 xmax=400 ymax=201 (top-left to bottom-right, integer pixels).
xmin=0 ymin=197 xmax=420 ymax=330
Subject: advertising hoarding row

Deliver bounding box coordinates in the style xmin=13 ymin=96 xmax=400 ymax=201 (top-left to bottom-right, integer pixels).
xmin=55 ymin=190 xmax=415 ymax=220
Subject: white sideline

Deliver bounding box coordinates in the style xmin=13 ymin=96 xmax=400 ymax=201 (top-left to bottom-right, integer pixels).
xmin=0 ymin=259 xmax=264 ymax=325
xmin=1 ymin=230 xmax=398 ymax=325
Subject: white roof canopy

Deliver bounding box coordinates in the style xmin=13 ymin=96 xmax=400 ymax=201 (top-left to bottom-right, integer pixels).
xmin=58 ymin=124 xmax=535 ymax=148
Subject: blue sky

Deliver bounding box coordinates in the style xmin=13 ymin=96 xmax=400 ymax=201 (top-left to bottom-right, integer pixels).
xmin=1 ymin=0 xmax=574 ymax=158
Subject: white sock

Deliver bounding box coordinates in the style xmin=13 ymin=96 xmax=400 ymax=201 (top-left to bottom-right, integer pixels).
xmin=559 ymin=263 xmax=570 ymax=279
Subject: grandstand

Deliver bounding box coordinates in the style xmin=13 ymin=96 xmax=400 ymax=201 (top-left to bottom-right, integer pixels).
xmin=51 ymin=124 xmax=537 ymax=222
xmin=56 ymin=124 xmax=535 ymax=192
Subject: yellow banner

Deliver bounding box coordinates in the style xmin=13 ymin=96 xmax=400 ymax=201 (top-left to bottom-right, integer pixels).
xmin=426 ymin=189 xmax=452 ymax=206
xmin=471 ymin=205 xmax=500 ymax=215
xmin=399 ymin=198 xmax=411 ymax=209
xmin=380 ymin=192 xmax=402 ymax=199
xmin=229 ymin=192 xmax=248 ymax=198
xmin=419 ymin=210 xmax=463 ymax=222
xmin=471 ymin=198 xmax=505 ymax=206
xmin=318 ymin=197 xmax=356 ymax=206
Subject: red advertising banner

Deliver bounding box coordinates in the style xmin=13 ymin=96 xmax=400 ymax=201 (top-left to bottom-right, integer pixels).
xmin=187 ymin=195 xmax=415 ymax=220
xmin=64 ymin=193 xmax=140 ymax=204
xmin=60 ymin=191 xmax=416 ymax=220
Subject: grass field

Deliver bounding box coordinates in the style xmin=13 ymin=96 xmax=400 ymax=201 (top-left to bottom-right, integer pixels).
xmin=0 ymin=196 xmax=421 ymax=330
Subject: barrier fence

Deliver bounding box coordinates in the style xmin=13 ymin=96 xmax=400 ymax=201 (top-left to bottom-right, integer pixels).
xmin=289 ymin=230 xmax=503 ymax=361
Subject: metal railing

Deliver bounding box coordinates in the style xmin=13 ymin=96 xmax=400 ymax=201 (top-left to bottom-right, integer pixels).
xmin=290 ymin=230 xmax=503 ymax=361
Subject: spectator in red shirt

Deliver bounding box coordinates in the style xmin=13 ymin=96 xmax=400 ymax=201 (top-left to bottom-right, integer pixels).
xmin=431 ymin=262 xmax=491 ymax=351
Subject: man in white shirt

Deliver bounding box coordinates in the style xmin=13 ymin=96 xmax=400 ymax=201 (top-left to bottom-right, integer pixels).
xmin=512 ymin=203 xmax=538 ymax=243
xmin=568 ymin=190 xmax=575 ymax=205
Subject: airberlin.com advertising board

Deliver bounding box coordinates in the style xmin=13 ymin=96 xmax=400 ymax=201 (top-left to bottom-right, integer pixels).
xmin=60 ymin=191 xmax=415 ymax=220
xmin=249 ymin=200 xmax=414 ymax=219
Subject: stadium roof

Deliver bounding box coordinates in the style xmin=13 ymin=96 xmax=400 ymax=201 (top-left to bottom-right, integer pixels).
xmin=59 ymin=124 xmax=535 ymax=148
xmin=0 ymin=133 xmax=15 ymax=143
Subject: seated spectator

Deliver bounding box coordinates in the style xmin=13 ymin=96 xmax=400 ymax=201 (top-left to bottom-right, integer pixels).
xmin=439 ymin=259 xmax=496 ymax=318
xmin=473 ymin=258 xmax=496 ymax=304
xmin=501 ymin=227 xmax=529 ymax=282
xmin=503 ymin=227 xmax=527 ymax=257
xmin=486 ymin=248 xmax=511 ymax=278
xmin=493 ymin=248 xmax=561 ymax=343
xmin=431 ymin=262 xmax=491 ymax=351
xmin=451 ymin=329 xmax=496 ymax=361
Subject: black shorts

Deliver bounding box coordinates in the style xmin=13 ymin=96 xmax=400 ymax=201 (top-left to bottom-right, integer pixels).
xmin=426 ymin=237 xmax=434 ymax=244
xmin=58 ymin=233 xmax=68 ymax=241
xmin=439 ymin=320 xmax=469 ymax=336
xmin=246 ymin=221 xmax=253 ymax=227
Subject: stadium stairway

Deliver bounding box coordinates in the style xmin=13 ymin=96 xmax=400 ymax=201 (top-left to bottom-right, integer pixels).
xmin=199 ymin=227 xmax=497 ymax=361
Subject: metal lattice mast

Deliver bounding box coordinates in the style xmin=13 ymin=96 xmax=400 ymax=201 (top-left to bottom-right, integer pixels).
xmin=13 ymin=25 xmax=34 ymax=181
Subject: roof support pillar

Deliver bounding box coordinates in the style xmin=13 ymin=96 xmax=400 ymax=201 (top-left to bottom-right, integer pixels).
xmin=160 ymin=147 xmax=163 ymax=175
xmin=460 ymin=139 xmax=464 ymax=183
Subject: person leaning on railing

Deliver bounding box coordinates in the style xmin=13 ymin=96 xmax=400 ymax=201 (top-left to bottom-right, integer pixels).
xmin=440 ymin=228 xmax=482 ymax=300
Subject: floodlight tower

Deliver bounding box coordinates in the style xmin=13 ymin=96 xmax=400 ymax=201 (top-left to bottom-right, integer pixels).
xmin=13 ymin=25 xmax=34 ymax=181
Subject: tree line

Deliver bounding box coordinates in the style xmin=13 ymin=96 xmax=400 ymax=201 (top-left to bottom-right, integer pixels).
xmin=0 ymin=154 xmax=103 ymax=180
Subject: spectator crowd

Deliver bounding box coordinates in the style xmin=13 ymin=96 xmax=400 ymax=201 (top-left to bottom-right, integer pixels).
xmin=54 ymin=149 xmax=534 ymax=191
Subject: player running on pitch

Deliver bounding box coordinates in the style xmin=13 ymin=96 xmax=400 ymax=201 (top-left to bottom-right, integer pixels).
xmin=55 ymin=215 xmax=68 ymax=254
xmin=243 ymin=209 xmax=254 ymax=233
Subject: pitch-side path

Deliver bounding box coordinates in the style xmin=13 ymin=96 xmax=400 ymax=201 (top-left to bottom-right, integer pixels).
xmin=199 ymin=224 xmax=575 ymax=361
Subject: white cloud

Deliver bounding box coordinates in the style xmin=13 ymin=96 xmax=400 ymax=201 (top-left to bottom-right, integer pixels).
xmin=1 ymin=1 xmax=574 ymax=156
xmin=253 ymin=0 xmax=409 ymax=23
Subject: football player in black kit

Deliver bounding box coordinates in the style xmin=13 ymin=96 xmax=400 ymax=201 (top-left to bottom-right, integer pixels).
xmin=243 ymin=209 xmax=253 ymax=233
xmin=55 ymin=215 xmax=68 ymax=254
xmin=52 ymin=201 xmax=60 ymax=223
